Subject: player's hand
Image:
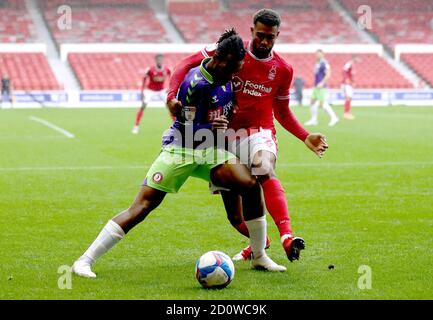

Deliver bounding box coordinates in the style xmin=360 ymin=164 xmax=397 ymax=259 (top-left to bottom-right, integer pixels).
xmin=316 ymin=82 xmax=324 ymax=88
xmin=304 ymin=133 xmax=328 ymax=158
xmin=167 ymin=98 xmax=182 ymax=116
xmin=212 ymin=115 xmax=229 ymax=131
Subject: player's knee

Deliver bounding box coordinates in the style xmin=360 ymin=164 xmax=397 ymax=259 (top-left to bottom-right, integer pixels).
xmin=252 ymin=159 xmax=274 ymax=177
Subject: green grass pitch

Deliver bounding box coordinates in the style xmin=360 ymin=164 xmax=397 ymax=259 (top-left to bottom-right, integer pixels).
xmin=0 ymin=106 xmax=432 ymax=299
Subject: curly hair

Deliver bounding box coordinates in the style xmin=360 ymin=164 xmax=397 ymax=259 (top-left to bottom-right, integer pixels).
xmin=215 ymin=28 xmax=246 ymax=62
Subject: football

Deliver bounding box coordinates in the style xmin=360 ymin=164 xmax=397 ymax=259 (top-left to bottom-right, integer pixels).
xmin=195 ymin=251 xmax=235 ymax=288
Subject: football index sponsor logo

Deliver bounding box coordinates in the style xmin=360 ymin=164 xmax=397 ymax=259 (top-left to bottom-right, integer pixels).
xmin=232 ymin=76 xmax=244 ymax=92
xmin=243 ymin=80 xmax=272 ymax=97
xmin=232 ymin=76 xmax=273 ymax=97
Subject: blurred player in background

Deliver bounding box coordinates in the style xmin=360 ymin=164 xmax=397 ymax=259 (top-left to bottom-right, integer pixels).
xmin=167 ymin=9 xmax=329 ymax=263
xmin=72 ymin=30 xmax=287 ymax=278
xmin=1 ymin=73 xmax=13 ymax=109
xmin=342 ymin=54 xmax=360 ymax=120
xmin=293 ymin=76 xmax=304 ymax=106
xmin=305 ymin=49 xmax=339 ymax=126
xmin=132 ymin=53 xmax=172 ymax=134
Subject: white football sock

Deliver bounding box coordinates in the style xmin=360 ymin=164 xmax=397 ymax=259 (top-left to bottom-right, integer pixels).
xmin=310 ymin=101 xmax=319 ymax=122
xmin=323 ymin=101 xmax=338 ymax=120
xmin=245 ymin=216 xmax=267 ymax=259
xmin=79 ymin=220 xmax=125 ymax=265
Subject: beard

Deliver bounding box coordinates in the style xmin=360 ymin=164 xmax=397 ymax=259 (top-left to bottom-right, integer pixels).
xmin=253 ymin=46 xmax=272 ymax=59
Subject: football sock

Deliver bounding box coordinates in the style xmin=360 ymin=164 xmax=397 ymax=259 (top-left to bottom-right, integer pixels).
xmin=245 ymin=216 xmax=267 ymax=259
xmin=135 ymin=109 xmax=144 ymax=126
xmin=310 ymin=101 xmax=319 ymax=122
xmin=344 ymin=99 xmax=351 ymax=113
xmin=323 ymin=101 xmax=338 ymax=120
xmin=262 ymin=178 xmax=293 ymax=238
xmin=79 ymin=220 xmax=125 ymax=265
xmin=232 ymin=221 xmax=250 ymax=238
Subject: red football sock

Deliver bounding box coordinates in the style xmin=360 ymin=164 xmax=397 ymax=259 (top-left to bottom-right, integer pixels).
xmin=232 ymin=221 xmax=250 ymax=238
xmin=135 ymin=109 xmax=144 ymax=126
xmin=262 ymin=178 xmax=292 ymax=237
xmin=344 ymin=99 xmax=351 ymax=113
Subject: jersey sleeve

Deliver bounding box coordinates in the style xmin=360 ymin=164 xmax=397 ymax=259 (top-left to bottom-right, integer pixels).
xmin=276 ymin=63 xmax=293 ymax=100
xmin=273 ymin=99 xmax=309 ymax=141
xmin=166 ymin=45 xmax=216 ymax=103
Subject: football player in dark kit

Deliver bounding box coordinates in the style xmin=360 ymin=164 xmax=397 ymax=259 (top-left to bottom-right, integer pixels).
xmin=1 ymin=73 xmax=13 ymax=108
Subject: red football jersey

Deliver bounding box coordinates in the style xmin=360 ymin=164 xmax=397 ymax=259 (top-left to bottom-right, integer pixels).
xmin=143 ymin=65 xmax=171 ymax=91
xmin=342 ymin=61 xmax=354 ymax=85
xmin=202 ymin=42 xmax=293 ymax=134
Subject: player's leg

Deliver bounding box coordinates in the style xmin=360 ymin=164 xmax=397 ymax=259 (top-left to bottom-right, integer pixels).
xmin=73 ymin=146 xmax=192 ymax=277
xmin=72 ymin=185 xmax=166 ymax=278
xmin=230 ymin=130 xmax=305 ymax=262
xmin=319 ymin=88 xmax=339 ymax=126
xmin=210 ymin=161 xmax=286 ymax=272
xmin=220 ymin=190 xmax=271 ymax=261
xmin=344 ymin=85 xmax=355 ymax=119
xmin=220 ymin=191 xmax=249 ymax=237
xmin=132 ymin=90 xmax=150 ymax=134
xmin=305 ymin=93 xmax=319 ymax=125
xmin=253 ymin=150 xmax=305 ymax=262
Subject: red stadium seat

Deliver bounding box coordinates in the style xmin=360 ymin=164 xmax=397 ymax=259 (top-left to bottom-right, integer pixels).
xmin=401 ymin=53 xmax=433 ymax=87
xmin=0 ymin=53 xmax=62 ymax=90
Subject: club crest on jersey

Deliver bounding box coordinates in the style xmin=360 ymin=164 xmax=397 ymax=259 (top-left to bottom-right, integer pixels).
xmin=232 ymin=76 xmax=244 ymax=92
xmin=184 ymin=106 xmax=197 ymax=121
xmin=152 ymin=172 xmax=163 ymax=183
xmin=268 ymin=65 xmax=277 ymax=80
xmin=211 ymin=95 xmax=219 ymax=103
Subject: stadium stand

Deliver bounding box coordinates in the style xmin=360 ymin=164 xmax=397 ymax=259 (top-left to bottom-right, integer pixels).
xmin=0 ymin=0 xmax=38 ymax=43
xmin=401 ymin=54 xmax=433 ymax=87
xmin=339 ymin=0 xmax=433 ymax=49
xmin=42 ymin=0 xmax=170 ymax=44
xmin=282 ymin=53 xmax=413 ymax=88
xmin=0 ymin=53 xmax=61 ymax=90
xmin=68 ymin=53 xmax=189 ymax=90
xmin=67 ymin=52 xmax=412 ymax=90
xmin=169 ymin=0 xmax=367 ymax=44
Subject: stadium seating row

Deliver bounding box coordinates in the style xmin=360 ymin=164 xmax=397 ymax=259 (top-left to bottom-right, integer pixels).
xmin=3 ymin=51 xmax=426 ymax=91
xmin=2 ymin=0 xmax=432 ymax=47
xmin=339 ymin=0 xmax=433 ymax=49
xmin=0 ymin=53 xmax=61 ymax=90
xmin=67 ymin=52 xmax=413 ymax=90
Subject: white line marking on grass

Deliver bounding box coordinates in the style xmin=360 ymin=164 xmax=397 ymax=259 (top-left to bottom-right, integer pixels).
xmin=1 ymin=161 xmax=433 ymax=172
xmin=29 ymin=116 xmax=75 ymax=138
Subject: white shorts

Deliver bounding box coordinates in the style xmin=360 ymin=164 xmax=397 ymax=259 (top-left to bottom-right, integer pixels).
xmin=209 ymin=128 xmax=278 ymax=193
xmin=342 ymin=84 xmax=353 ymax=99
xmin=227 ymin=128 xmax=278 ymax=168
xmin=143 ymin=89 xmax=167 ymax=105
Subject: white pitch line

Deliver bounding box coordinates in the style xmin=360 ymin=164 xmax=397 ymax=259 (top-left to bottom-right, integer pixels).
xmin=0 ymin=161 xmax=433 ymax=172
xmin=29 ymin=116 xmax=75 ymax=139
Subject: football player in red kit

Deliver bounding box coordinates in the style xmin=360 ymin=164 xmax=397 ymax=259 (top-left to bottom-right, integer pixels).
xmin=342 ymin=54 xmax=360 ymax=120
xmin=132 ymin=53 xmax=172 ymax=134
xmin=166 ymin=9 xmax=329 ymax=263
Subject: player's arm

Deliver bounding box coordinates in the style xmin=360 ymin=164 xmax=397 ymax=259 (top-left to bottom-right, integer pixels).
xmin=274 ymin=66 xmax=328 ymax=157
xmin=166 ymin=49 xmax=214 ymax=115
